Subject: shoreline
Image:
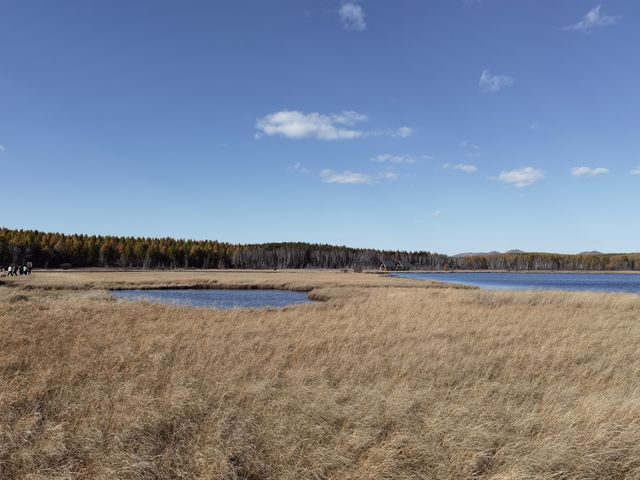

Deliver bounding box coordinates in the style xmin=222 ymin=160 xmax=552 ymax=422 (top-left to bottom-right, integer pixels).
xmin=392 ymin=269 xmax=640 ymax=275
xmin=13 ymin=267 xmax=640 ymax=275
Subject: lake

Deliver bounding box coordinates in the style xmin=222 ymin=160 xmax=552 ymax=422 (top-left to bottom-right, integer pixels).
xmin=112 ymin=289 xmax=312 ymax=309
xmin=394 ymin=272 xmax=640 ymax=294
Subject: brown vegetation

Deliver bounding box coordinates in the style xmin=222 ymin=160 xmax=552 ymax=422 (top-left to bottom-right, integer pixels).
xmin=2 ymin=271 xmax=640 ymax=479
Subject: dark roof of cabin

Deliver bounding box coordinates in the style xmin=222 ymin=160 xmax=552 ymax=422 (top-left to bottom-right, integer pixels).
xmin=379 ymin=259 xmax=397 ymax=268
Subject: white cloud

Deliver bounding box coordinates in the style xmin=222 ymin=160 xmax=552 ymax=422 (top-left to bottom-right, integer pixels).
xmin=372 ymin=154 xmax=416 ymax=164
xmin=562 ymin=5 xmax=618 ymax=32
xmin=496 ymin=167 xmax=544 ymax=188
xmin=320 ymin=169 xmax=374 ymax=185
xmin=256 ymin=110 xmax=412 ymax=141
xmin=431 ymin=210 xmax=442 ymax=217
xmin=479 ymin=70 xmax=514 ymax=93
xmin=570 ymin=166 xmax=609 ymax=177
xmin=443 ymin=163 xmax=478 ymax=173
xmin=256 ymin=110 xmax=366 ymax=140
xmin=339 ymin=3 xmax=366 ymax=31
xmin=0 ymin=144 xmax=5 ymax=152
xmin=629 ymin=167 xmax=640 ymax=176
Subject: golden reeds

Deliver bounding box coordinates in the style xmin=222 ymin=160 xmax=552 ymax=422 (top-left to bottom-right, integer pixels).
xmin=1 ymin=271 xmax=640 ymax=479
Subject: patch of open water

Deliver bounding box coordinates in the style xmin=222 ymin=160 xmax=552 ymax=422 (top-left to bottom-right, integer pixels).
xmin=394 ymin=272 xmax=640 ymax=294
xmin=112 ymin=289 xmax=312 ymax=309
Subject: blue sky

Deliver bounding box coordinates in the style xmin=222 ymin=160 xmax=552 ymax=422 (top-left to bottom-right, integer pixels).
xmin=1 ymin=0 xmax=639 ymax=254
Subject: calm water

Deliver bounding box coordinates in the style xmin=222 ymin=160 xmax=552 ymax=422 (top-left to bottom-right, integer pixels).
xmin=394 ymin=272 xmax=640 ymax=294
xmin=112 ymin=289 xmax=311 ymax=309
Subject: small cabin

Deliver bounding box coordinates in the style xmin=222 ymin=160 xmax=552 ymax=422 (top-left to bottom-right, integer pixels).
xmin=378 ymin=259 xmax=411 ymax=271
xmin=395 ymin=260 xmax=410 ymax=271
xmin=378 ymin=260 xmax=409 ymax=271
xmin=378 ymin=260 xmax=397 ymax=271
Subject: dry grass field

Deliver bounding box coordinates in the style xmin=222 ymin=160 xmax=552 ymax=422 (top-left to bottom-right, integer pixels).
xmin=2 ymin=270 xmax=640 ymax=479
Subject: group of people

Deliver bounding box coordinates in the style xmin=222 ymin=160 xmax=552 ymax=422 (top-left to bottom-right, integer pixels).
xmin=2 ymin=262 xmax=33 ymax=276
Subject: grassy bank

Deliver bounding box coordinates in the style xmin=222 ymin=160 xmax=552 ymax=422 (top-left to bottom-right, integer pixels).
xmin=2 ymin=271 xmax=640 ymax=479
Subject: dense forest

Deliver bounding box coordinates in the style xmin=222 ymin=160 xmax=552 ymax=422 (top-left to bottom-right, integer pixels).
xmin=1 ymin=228 xmax=639 ymax=271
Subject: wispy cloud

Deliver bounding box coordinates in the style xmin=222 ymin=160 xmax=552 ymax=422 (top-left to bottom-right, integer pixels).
xmin=460 ymin=140 xmax=481 ymax=157
xmin=320 ymin=168 xmax=400 ymax=185
xmin=562 ymin=5 xmax=619 ymax=32
xmin=571 ymin=166 xmax=609 ymax=177
xmin=414 ymin=210 xmax=443 ymax=224
xmin=479 ymin=70 xmax=514 ymax=93
xmin=496 ymin=167 xmax=544 ymax=188
xmin=256 ymin=110 xmax=411 ymax=141
xmin=380 ymin=171 xmax=399 ymax=181
xmin=393 ymin=126 xmax=413 ymax=138
xmin=0 ymin=144 xmax=5 ymax=152
xmin=372 ymin=154 xmax=416 ymax=164
xmin=630 ymin=167 xmax=640 ymax=176
xmin=443 ymin=163 xmax=478 ymax=173
xmin=339 ymin=2 xmax=366 ymax=31
xmin=289 ymin=163 xmax=311 ymax=174
xmin=320 ymin=169 xmax=374 ymax=185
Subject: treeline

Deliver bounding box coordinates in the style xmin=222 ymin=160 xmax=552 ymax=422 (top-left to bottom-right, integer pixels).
xmin=1 ymin=228 xmax=638 ymax=271
xmin=0 ymin=228 xmax=448 ymax=270
xmin=452 ymin=252 xmax=640 ymax=271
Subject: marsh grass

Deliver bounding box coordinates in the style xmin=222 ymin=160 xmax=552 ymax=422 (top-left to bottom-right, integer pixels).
xmin=1 ymin=271 xmax=640 ymax=479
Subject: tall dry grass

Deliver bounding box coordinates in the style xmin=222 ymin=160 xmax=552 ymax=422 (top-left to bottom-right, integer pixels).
xmin=3 ymin=269 xmax=460 ymax=292
xmin=2 ymin=271 xmax=640 ymax=479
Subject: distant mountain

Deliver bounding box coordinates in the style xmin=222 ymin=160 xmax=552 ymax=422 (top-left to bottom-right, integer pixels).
xmin=454 ymin=249 xmax=530 ymax=257
xmin=453 ymin=251 xmax=501 ymax=258
xmin=453 ymin=249 xmax=623 ymax=258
